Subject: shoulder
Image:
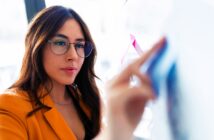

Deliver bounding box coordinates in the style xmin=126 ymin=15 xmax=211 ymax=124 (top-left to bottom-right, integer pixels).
xmin=0 ymin=88 xmax=32 ymax=117
xmin=0 ymin=89 xmax=33 ymax=139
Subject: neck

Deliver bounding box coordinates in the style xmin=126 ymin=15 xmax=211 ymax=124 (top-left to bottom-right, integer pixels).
xmin=48 ymin=81 xmax=72 ymax=104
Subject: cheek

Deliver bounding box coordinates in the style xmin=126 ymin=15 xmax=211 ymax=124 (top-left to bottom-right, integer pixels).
xmin=79 ymin=59 xmax=84 ymax=67
xmin=74 ymin=59 xmax=84 ymax=77
xmin=43 ymin=56 xmax=54 ymax=73
xmin=42 ymin=47 xmax=58 ymax=76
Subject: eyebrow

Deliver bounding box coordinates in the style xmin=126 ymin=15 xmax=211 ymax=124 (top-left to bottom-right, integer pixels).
xmin=55 ymin=34 xmax=85 ymax=42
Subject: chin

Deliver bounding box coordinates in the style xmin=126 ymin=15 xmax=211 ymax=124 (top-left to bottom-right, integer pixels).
xmin=64 ymin=80 xmax=75 ymax=85
xmin=58 ymin=77 xmax=76 ymax=86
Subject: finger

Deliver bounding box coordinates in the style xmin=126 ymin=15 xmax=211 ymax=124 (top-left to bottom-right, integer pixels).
xmin=108 ymin=83 xmax=155 ymax=104
xmin=112 ymin=37 xmax=166 ymax=86
xmin=132 ymin=73 xmax=151 ymax=88
xmin=140 ymin=36 xmax=166 ymax=63
xmin=124 ymin=93 xmax=148 ymax=129
xmin=106 ymin=81 xmax=155 ymax=131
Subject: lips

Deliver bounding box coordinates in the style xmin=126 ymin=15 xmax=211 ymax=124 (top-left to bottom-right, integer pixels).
xmin=61 ymin=67 xmax=78 ymax=74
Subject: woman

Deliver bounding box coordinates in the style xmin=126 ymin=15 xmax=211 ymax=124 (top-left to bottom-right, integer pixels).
xmin=0 ymin=5 xmax=100 ymax=140
xmin=0 ymin=5 xmax=165 ymax=140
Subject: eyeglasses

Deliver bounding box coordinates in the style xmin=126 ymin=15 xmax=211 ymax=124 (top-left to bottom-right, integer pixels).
xmin=47 ymin=37 xmax=93 ymax=58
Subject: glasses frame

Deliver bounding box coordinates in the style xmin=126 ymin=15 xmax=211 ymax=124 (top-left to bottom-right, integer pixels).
xmin=47 ymin=39 xmax=93 ymax=58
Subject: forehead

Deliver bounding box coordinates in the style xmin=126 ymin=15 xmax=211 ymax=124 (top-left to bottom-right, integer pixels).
xmin=56 ymin=19 xmax=84 ymax=41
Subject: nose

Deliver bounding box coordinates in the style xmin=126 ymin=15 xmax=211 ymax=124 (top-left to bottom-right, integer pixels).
xmin=66 ymin=44 xmax=79 ymax=60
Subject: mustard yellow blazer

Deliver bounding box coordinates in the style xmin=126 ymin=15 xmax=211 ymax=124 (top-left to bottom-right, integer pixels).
xmin=0 ymin=88 xmax=77 ymax=140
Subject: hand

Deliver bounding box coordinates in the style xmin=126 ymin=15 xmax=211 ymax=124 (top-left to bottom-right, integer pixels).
xmin=104 ymin=37 xmax=166 ymax=140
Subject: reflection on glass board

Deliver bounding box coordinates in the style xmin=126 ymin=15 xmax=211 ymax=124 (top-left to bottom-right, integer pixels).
xmin=151 ymin=0 xmax=214 ymax=139
xmin=166 ymin=0 xmax=214 ymax=140
xmin=122 ymin=0 xmax=214 ymax=140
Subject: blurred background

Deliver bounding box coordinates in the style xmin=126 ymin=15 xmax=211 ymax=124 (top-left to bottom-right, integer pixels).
xmin=0 ymin=0 xmax=214 ymax=140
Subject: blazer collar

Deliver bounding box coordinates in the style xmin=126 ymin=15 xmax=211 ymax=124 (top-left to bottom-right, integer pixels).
xmin=40 ymin=88 xmax=77 ymax=140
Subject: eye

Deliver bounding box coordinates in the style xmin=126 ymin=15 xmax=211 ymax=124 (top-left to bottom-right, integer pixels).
xmin=53 ymin=40 xmax=67 ymax=47
xmin=75 ymin=42 xmax=85 ymax=49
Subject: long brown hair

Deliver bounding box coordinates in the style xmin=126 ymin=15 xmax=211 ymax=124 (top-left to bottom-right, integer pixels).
xmin=10 ymin=6 xmax=101 ymax=139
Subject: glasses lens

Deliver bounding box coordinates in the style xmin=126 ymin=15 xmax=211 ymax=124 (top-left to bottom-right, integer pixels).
xmin=75 ymin=42 xmax=93 ymax=58
xmin=50 ymin=38 xmax=68 ymax=55
xmin=84 ymin=42 xmax=93 ymax=57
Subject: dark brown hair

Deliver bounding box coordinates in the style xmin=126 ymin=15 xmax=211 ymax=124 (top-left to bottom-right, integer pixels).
xmin=10 ymin=6 xmax=101 ymax=139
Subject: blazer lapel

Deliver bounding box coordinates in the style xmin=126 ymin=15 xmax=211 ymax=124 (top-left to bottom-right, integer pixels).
xmin=41 ymin=92 xmax=77 ymax=140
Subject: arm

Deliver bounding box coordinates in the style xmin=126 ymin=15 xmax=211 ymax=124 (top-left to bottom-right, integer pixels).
xmin=0 ymin=93 xmax=28 ymax=140
xmin=0 ymin=109 xmax=28 ymax=140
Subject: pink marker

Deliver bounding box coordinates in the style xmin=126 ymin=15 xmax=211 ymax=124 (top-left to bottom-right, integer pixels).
xmin=130 ymin=34 xmax=143 ymax=55
xmin=121 ymin=34 xmax=143 ymax=64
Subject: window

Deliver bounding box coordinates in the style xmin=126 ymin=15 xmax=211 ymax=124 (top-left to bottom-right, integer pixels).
xmin=0 ymin=0 xmax=27 ymax=92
